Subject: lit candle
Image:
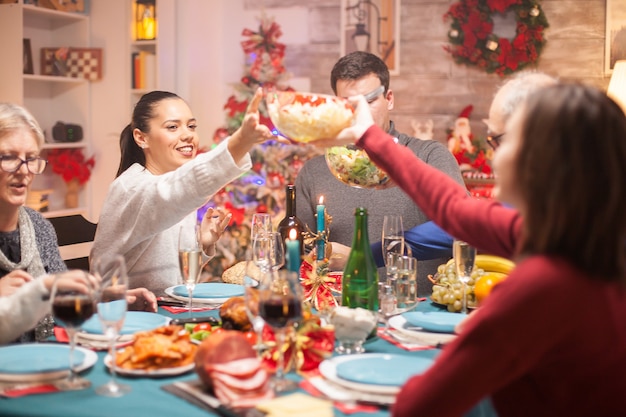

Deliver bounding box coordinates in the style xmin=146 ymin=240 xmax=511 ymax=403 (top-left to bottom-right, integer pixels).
xmin=316 ymin=196 xmax=325 ymax=260
xmin=286 ymin=228 xmax=301 ymax=273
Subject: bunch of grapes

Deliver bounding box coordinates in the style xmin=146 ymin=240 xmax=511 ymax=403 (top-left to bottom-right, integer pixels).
xmin=430 ymin=262 xmax=486 ymax=312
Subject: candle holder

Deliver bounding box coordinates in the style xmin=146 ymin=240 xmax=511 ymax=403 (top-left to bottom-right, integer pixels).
xmin=300 ymin=213 xmax=342 ymax=313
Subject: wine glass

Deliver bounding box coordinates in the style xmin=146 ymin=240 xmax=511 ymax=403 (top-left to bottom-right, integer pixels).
xmin=50 ymin=270 xmax=96 ymax=390
xmin=258 ymin=269 xmax=303 ymax=392
xmin=243 ymin=259 xmax=269 ymax=354
xmin=251 ymin=213 xmax=272 ymax=242
xmin=252 ymin=231 xmax=285 ymax=273
xmin=379 ymin=254 xmax=420 ymax=330
xmin=453 ymin=240 xmax=476 ymax=314
xmin=382 ymin=215 xmax=406 ymax=265
xmin=178 ymin=224 xmax=203 ymax=317
xmin=93 ymin=255 xmax=131 ymax=397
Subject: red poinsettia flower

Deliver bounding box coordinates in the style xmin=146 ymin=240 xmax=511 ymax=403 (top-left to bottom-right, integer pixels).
xmin=46 ymin=148 xmax=95 ymax=185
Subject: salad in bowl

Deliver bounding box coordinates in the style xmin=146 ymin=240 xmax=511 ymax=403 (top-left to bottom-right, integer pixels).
xmin=325 ymin=146 xmax=393 ymax=189
xmin=265 ymin=90 xmax=354 ymax=143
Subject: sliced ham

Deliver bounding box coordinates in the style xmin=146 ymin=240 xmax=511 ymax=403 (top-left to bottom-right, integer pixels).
xmin=205 ymin=357 xmax=261 ymax=378
xmin=211 ymin=367 xmax=268 ymax=392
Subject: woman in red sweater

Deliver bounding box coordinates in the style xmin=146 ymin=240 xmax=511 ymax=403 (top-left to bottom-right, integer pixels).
xmin=317 ymin=83 xmax=626 ymax=416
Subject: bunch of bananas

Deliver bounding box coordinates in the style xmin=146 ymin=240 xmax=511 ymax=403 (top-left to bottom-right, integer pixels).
xmin=429 ymin=255 xmax=514 ymax=312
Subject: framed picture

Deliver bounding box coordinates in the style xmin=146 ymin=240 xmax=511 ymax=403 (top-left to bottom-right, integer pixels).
xmin=340 ymin=0 xmax=400 ymax=74
xmin=23 ymin=39 xmax=34 ymax=75
xmin=605 ymin=0 xmax=626 ymax=74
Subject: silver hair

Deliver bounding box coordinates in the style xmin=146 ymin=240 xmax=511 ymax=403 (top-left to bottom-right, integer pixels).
xmin=0 ymin=102 xmax=45 ymax=147
xmin=498 ymin=71 xmax=559 ymax=121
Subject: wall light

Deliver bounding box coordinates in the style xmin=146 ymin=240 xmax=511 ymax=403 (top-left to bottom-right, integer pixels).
xmin=607 ymin=60 xmax=626 ymax=114
xmin=345 ymin=0 xmax=388 ymax=54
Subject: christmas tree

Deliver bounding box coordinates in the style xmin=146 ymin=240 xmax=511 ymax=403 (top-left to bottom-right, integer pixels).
xmin=205 ymin=15 xmax=322 ymax=278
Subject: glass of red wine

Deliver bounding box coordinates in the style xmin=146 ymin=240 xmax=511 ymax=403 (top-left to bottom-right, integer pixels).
xmin=50 ymin=271 xmax=97 ymax=390
xmin=258 ymin=269 xmax=303 ymax=392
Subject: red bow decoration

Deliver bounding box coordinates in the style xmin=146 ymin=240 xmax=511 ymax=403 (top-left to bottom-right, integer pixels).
xmin=299 ymin=257 xmax=342 ymax=312
xmin=241 ymin=20 xmax=286 ymax=61
xmin=261 ymin=319 xmax=335 ymax=377
xmin=224 ymin=201 xmax=246 ymax=226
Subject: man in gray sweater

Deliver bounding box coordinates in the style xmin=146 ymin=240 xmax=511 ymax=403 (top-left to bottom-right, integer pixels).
xmin=295 ymin=52 xmax=465 ymax=296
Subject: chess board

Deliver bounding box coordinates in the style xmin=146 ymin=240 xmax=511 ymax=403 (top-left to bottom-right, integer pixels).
xmin=41 ymin=48 xmax=103 ymax=81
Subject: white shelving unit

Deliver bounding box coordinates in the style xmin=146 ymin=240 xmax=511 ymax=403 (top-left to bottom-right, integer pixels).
xmin=0 ymin=2 xmax=92 ymax=219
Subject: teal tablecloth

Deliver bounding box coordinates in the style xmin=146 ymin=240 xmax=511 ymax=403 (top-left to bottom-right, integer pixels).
xmin=0 ymin=300 xmax=496 ymax=417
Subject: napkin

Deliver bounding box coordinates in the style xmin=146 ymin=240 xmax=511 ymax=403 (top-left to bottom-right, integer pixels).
xmin=256 ymin=392 xmax=334 ymax=417
xmin=157 ymin=297 xmax=219 ymax=314
xmin=0 ymin=380 xmax=62 ymax=398
xmin=377 ymin=328 xmax=438 ymax=351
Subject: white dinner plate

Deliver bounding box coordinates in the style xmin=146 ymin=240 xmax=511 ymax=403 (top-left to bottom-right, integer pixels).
xmin=402 ymin=311 xmax=467 ymax=334
xmin=81 ymin=311 xmax=170 ymax=335
xmin=104 ymin=355 xmax=195 ymax=377
xmin=320 ymin=353 xmax=433 ymax=395
xmin=0 ymin=344 xmax=97 ymax=382
xmin=164 ymin=283 xmax=244 ymax=305
xmin=388 ymin=315 xmax=457 ymax=346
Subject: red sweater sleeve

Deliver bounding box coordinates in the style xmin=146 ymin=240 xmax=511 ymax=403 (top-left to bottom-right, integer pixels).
xmin=358 ymin=125 xmax=522 ymax=258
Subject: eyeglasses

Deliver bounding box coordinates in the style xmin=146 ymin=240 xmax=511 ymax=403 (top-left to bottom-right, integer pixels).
xmin=486 ymin=132 xmax=504 ymax=150
xmin=363 ymin=85 xmax=385 ymax=104
xmin=0 ymin=155 xmax=48 ymax=174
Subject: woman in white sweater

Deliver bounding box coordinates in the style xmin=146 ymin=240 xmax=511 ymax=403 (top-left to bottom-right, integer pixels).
xmin=91 ymin=88 xmax=276 ymax=295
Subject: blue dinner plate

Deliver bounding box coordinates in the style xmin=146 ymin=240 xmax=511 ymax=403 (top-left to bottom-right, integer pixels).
xmin=81 ymin=311 xmax=169 ymax=335
xmin=172 ymin=283 xmax=244 ymax=299
xmin=402 ymin=311 xmax=466 ymax=333
xmin=335 ymin=353 xmax=433 ymax=386
xmin=0 ymin=344 xmax=85 ymax=374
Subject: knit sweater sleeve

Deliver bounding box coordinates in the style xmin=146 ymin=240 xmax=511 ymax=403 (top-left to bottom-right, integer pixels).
xmin=358 ymin=125 xmax=521 ymax=258
xmin=0 ymin=278 xmax=50 ymax=345
xmin=92 ymin=138 xmax=251 ymax=274
xmin=25 ymin=208 xmax=66 ymax=274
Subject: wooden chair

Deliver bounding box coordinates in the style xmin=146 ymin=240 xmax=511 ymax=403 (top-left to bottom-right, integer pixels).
xmin=48 ymin=214 xmax=97 ymax=271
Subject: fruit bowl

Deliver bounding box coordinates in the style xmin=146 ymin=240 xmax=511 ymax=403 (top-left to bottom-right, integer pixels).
xmin=325 ymin=146 xmax=393 ymax=189
xmin=265 ymin=91 xmax=354 ymax=143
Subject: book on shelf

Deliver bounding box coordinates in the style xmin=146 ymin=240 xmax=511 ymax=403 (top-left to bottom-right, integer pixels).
xmin=131 ymin=51 xmax=156 ymax=90
xmin=26 ymin=189 xmax=53 ymax=212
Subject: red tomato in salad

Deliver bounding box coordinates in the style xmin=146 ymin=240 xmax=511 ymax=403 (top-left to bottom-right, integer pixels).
xmin=243 ymin=331 xmax=257 ymax=347
xmin=193 ymin=323 xmax=212 ymax=333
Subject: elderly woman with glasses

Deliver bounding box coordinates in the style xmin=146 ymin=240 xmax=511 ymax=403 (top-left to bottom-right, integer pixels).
xmin=0 ymin=102 xmax=67 ymax=341
xmin=0 ymin=103 xmax=158 ymax=344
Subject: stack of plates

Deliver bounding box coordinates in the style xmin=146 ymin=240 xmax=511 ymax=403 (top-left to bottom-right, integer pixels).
xmin=0 ymin=344 xmax=97 ymax=382
xmin=164 ymin=283 xmax=244 ymax=305
xmin=318 ymin=353 xmax=435 ymax=396
xmin=77 ymin=311 xmax=170 ymax=348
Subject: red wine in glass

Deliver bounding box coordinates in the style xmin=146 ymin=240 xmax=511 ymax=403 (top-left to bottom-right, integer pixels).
xmin=259 ymin=296 xmax=302 ymax=328
xmin=52 ymin=295 xmax=95 ymax=327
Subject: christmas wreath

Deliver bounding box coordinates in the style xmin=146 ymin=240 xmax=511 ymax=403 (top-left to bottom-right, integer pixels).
xmin=444 ymin=0 xmax=549 ymax=76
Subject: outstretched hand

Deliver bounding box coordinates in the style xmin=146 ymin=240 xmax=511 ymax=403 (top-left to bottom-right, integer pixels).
xmin=200 ymin=207 xmax=232 ymax=256
xmin=310 ymin=94 xmax=375 ymax=148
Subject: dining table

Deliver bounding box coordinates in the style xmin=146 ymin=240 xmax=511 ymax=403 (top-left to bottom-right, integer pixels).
xmin=0 ymin=296 xmax=493 ymax=417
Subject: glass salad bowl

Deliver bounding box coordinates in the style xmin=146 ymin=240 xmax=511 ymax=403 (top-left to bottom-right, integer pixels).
xmin=265 ymin=90 xmax=354 ymax=143
xmin=325 ymin=146 xmax=393 ymax=189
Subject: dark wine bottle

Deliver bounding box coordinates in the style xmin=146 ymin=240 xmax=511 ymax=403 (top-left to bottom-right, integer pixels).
xmin=277 ymin=184 xmax=305 ymax=261
xmin=342 ymin=207 xmax=379 ymax=311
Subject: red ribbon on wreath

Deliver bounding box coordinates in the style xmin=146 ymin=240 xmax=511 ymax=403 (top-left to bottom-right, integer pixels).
xmin=261 ymin=319 xmax=335 ymax=377
xmin=444 ymin=0 xmax=549 ymax=76
xmin=299 ymin=257 xmax=342 ymax=312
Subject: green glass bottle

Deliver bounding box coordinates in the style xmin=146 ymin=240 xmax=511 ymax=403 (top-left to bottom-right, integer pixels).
xmin=341 ymin=207 xmax=379 ymax=311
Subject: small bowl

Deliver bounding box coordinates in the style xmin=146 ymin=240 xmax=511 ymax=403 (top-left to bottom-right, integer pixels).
xmin=330 ymin=306 xmax=377 ymax=354
xmin=325 ymin=146 xmax=393 ymax=189
xmin=265 ymin=91 xmax=354 ymax=143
